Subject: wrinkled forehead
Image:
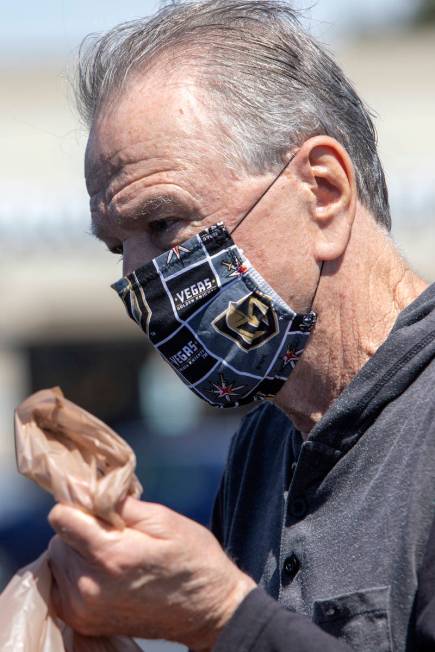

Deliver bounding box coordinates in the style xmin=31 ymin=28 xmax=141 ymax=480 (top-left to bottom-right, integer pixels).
xmin=84 ymin=70 xmax=215 ymax=194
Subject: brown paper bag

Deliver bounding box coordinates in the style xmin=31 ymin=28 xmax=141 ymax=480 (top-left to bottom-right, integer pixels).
xmin=0 ymin=387 xmax=143 ymax=652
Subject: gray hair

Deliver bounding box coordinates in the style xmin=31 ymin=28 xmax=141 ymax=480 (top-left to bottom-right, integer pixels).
xmin=76 ymin=0 xmax=391 ymax=229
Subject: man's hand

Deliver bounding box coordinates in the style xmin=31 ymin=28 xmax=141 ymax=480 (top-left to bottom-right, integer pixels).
xmin=48 ymin=499 xmax=256 ymax=651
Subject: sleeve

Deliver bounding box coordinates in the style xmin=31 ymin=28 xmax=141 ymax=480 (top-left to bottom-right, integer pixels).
xmin=415 ymin=513 xmax=435 ymax=650
xmin=213 ymin=588 xmax=352 ymax=652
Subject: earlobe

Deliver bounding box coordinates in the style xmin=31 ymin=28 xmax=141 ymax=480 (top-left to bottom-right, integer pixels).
xmin=294 ymin=136 xmax=357 ymax=263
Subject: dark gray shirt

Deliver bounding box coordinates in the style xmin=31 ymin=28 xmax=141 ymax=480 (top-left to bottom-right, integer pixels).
xmin=212 ymin=284 xmax=435 ymax=651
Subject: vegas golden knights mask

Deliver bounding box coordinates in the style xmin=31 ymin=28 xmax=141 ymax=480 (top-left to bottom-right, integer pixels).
xmin=112 ymin=222 xmax=316 ymax=408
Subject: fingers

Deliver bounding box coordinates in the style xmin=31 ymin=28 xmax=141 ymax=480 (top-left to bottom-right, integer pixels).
xmin=49 ymin=504 xmax=110 ymax=557
xmin=50 ymin=572 xmax=64 ymax=620
xmin=48 ymin=535 xmax=79 ymax=618
xmin=48 ymin=534 xmax=81 ymax=580
xmin=49 ymin=499 xmax=179 ymax=559
xmin=48 ymin=536 xmax=102 ymax=636
xmin=118 ymin=497 xmax=177 ymax=537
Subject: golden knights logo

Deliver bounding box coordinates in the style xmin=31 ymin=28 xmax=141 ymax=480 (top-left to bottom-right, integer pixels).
xmin=212 ymin=291 xmax=278 ymax=351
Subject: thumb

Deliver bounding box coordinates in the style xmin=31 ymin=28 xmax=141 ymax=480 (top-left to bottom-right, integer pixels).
xmin=48 ymin=503 xmax=110 ymax=556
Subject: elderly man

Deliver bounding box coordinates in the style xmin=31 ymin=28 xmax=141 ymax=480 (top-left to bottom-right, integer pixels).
xmin=48 ymin=1 xmax=435 ymax=650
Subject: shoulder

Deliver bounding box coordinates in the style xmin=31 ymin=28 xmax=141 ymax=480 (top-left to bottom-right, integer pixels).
xmin=400 ymin=355 xmax=435 ymax=443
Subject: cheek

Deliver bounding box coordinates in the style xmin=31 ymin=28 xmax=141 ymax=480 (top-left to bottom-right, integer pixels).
xmin=122 ymin=235 xmax=162 ymax=276
xmin=237 ymin=222 xmax=319 ymax=313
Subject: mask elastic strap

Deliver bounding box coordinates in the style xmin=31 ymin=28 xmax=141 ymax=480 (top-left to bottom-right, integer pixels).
xmin=310 ymin=260 xmax=324 ymax=312
xmin=228 ymin=148 xmax=322 ymax=329
xmin=230 ymin=151 xmax=298 ymax=236
xmin=297 ymin=260 xmax=323 ymax=332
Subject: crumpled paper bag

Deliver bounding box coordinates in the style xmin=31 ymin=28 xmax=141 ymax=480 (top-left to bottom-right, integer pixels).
xmin=0 ymin=387 xmax=143 ymax=652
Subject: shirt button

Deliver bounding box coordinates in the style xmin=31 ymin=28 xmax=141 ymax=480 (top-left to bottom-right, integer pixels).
xmin=283 ymin=553 xmax=300 ymax=582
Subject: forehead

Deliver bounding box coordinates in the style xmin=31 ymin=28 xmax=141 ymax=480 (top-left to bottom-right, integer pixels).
xmin=85 ymin=70 xmax=214 ymax=193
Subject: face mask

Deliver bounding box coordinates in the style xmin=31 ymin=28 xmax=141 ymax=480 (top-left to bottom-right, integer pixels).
xmin=112 ymin=216 xmax=317 ymax=408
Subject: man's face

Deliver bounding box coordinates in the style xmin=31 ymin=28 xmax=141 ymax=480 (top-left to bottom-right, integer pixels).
xmin=86 ymin=69 xmax=320 ymax=313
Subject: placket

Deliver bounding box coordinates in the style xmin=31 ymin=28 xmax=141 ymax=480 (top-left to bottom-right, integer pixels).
xmin=277 ymin=439 xmax=343 ymax=611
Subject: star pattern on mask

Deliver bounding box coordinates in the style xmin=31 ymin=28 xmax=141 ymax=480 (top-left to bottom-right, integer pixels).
xmin=281 ymin=347 xmax=303 ymax=368
xmin=166 ymin=244 xmax=190 ymax=264
xmin=209 ymin=373 xmax=245 ymax=403
xmin=221 ymin=257 xmax=248 ymax=277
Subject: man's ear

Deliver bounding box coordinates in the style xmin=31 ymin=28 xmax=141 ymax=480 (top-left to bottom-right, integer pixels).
xmin=292 ymin=136 xmax=357 ymax=262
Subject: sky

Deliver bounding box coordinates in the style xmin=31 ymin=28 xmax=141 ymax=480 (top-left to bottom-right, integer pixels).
xmin=0 ymin=0 xmax=417 ymax=61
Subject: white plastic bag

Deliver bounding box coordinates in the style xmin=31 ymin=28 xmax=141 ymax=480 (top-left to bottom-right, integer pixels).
xmin=0 ymin=387 xmax=143 ymax=652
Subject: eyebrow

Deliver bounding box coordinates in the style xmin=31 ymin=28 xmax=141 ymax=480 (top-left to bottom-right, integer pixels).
xmin=91 ymin=193 xmax=195 ymax=242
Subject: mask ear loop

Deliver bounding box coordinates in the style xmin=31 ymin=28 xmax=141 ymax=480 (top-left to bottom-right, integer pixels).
xmin=300 ymin=259 xmax=324 ymax=332
xmin=229 ymin=151 xmax=298 ymax=236
xmin=228 ymin=149 xmax=322 ymax=332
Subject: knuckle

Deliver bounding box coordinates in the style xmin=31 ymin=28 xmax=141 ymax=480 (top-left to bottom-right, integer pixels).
xmin=70 ymin=581 xmax=107 ymax=636
xmin=77 ymin=575 xmax=100 ymax=603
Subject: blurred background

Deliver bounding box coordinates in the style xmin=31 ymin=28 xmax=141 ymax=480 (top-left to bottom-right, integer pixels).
xmin=0 ymin=1 xmax=434 ymax=650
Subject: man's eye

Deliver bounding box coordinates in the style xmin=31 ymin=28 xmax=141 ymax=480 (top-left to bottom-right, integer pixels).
xmin=109 ymin=244 xmax=123 ymax=255
xmin=149 ymin=218 xmax=180 ymax=234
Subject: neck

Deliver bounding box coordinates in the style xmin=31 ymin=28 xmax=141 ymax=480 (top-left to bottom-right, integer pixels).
xmin=274 ymin=210 xmax=428 ymax=437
